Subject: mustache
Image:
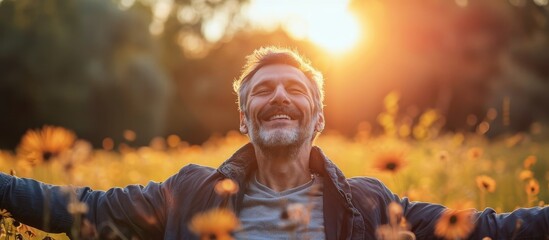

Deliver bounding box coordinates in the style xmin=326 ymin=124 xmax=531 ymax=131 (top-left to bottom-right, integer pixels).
xmin=258 ymin=106 xmax=302 ymax=120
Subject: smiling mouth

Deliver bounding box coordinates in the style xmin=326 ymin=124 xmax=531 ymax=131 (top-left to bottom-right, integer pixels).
xmin=259 ymin=106 xmax=301 ymax=122
xmin=269 ymin=114 xmax=292 ymax=121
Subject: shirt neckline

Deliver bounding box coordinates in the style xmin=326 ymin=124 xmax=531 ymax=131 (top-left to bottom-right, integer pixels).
xmin=252 ymin=172 xmax=317 ymax=197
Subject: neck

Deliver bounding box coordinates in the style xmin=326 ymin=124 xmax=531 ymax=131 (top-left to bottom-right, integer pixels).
xmin=254 ymin=143 xmax=313 ymax=192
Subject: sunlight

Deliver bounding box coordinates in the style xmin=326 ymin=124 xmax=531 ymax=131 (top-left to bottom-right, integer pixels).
xmin=118 ymin=0 xmax=135 ymax=10
xmin=149 ymin=0 xmax=172 ymax=35
xmin=300 ymin=8 xmax=361 ymax=53
xmin=245 ymin=0 xmax=362 ymax=54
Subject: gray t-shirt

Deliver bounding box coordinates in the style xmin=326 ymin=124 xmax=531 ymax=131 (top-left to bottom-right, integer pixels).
xmin=234 ymin=173 xmax=325 ymax=240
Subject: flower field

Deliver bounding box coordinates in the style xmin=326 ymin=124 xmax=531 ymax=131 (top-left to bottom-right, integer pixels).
xmin=0 ymin=123 xmax=547 ymax=239
xmin=1 ymin=91 xmax=549 ymax=240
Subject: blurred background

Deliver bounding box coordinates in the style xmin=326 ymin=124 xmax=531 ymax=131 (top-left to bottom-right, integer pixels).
xmin=1 ymin=0 xmax=548 ymax=149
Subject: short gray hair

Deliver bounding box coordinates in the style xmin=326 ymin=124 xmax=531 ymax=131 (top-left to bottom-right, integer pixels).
xmin=232 ymin=46 xmax=325 ymax=113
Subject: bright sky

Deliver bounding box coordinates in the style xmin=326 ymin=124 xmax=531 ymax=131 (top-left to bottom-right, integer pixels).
xmin=141 ymin=0 xmax=363 ymax=55
xmin=243 ymin=0 xmax=362 ymax=54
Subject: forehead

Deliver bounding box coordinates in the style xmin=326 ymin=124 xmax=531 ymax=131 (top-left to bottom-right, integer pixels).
xmin=248 ymin=64 xmax=312 ymax=88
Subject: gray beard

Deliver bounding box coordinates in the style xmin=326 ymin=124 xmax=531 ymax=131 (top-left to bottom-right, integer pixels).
xmin=258 ymin=128 xmax=299 ymax=147
xmin=246 ymin=119 xmax=315 ymax=151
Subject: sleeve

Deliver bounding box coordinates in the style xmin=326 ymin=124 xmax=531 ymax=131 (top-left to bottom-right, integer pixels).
xmin=470 ymin=207 xmax=549 ymax=239
xmin=354 ymin=177 xmax=549 ymax=239
xmin=0 ymin=170 xmax=178 ymax=239
xmin=351 ymin=177 xmax=447 ymax=238
xmin=399 ymin=193 xmax=549 ymax=238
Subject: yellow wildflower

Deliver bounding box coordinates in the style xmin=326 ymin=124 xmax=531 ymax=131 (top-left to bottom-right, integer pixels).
xmin=525 ymin=179 xmax=540 ymax=196
xmin=476 ymin=175 xmax=496 ymax=193
xmin=435 ymin=208 xmax=475 ymax=240
xmin=0 ymin=209 xmax=11 ymax=219
xmin=189 ymin=208 xmax=239 ymax=240
xmin=17 ymin=125 xmax=76 ymax=165
xmin=523 ymin=155 xmax=537 ymax=169
xmin=437 ymin=150 xmax=450 ymax=162
xmin=467 ymin=147 xmax=483 ymax=160
xmin=518 ymin=170 xmax=534 ymax=181
xmin=214 ymin=179 xmax=239 ymax=196
xmin=373 ymin=152 xmax=407 ymax=174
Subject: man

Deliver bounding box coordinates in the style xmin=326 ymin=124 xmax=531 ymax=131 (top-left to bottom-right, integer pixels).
xmin=0 ymin=46 xmax=548 ymax=239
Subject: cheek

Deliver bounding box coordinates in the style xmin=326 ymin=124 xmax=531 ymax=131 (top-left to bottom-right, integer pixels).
xmin=246 ymin=99 xmax=263 ymax=119
xmin=296 ymin=97 xmax=315 ymax=113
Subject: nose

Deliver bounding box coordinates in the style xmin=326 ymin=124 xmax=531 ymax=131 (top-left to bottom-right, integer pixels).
xmin=269 ymin=86 xmax=290 ymax=105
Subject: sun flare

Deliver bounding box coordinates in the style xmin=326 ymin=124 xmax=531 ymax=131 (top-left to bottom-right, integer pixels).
xmin=246 ymin=0 xmax=362 ymax=54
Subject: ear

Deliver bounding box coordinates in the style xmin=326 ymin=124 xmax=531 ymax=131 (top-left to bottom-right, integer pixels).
xmin=315 ymin=111 xmax=325 ymax=133
xmin=239 ymin=112 xmax=248 ymax=134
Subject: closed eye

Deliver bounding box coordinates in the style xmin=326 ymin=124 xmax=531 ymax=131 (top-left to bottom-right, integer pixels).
xmin=285 ymin=80 xmax=309 ymax=95
xmin=287 ymin=86 xmax=307 ymax=95
xmin=252 ymin=88 xmax=271 ymax=96
xmin=289 ymin=89 xmax=304 ymax=94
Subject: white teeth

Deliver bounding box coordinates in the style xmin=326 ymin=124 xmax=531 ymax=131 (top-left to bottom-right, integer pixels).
xmin=270 ymin=114 xmax=291 ymax=120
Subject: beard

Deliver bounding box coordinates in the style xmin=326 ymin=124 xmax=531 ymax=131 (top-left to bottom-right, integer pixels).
xmin=255 ymin=125 xmax=301 ymax=147
xmin=245 ymin=108 xmax=316 ymax=150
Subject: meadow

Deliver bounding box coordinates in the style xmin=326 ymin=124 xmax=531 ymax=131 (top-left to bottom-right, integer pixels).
xmin=0 ymin=102 xmax=547 ymax=239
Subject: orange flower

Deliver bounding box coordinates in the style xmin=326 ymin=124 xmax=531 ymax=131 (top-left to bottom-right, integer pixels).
xmin=388 ymin=202 xmax=403 ymax=226
xmin=17 ymin=224 xmax=37 ymax=238
xmin=214 ymin=179 xmax=239 ymax=196
xmin=525 ymin=179 xmax=540 ymax=196
xmin=189 ymin=208 xmax=239 ymax=240
xmin=280 ymin=203 xmax=311 ymax=227
xmin=373 ymin=152 xmax=407 ymax=174
xmin=435 ymin=208 xmax=475 ymax=240
xmin=67 ymin=201 xmax=89 ymax=215
xmin=476 ymin=175 xmax=496 ymax=193
xmin=377 ymin=202 xmax=415 ymax=239
xmin=518 ymin=170 xmax=534 ymax=181
xmin=102 ymin=137 xmax=114 ymax=150
xmin=0 ymin=209 xmax=12 ymax=219
xmin=437 ymin=150 xmax=450 ymax=162
xmin=166 ymin=134 xmax=181 ymax=148
xmin=123 ymin=129 xmax=136 ymax=141
xmin=467 ymin=147 xmax=483 ymax=160
xmin=523 ymin=155 xmax=537 ymax=169
xmin=17 ymin=125 xmax=76 ymax=165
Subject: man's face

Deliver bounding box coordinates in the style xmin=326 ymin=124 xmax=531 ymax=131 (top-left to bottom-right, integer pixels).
xmin=239 ymin=64 xmax=324 ymax=149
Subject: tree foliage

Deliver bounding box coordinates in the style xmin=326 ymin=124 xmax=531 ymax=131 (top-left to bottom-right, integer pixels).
xmin=0 ymin=0 xmax=172 ymax=148
xmin=0 ymin=0 xmax=251 ymax=148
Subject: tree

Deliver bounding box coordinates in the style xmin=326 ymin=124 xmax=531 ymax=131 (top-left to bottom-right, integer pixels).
xmin=0 ymin=0 xmax=172 ymax=148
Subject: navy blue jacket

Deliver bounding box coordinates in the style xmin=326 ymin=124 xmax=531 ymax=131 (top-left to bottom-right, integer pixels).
xmin=0 ymin=143 xmax=547 ymax=239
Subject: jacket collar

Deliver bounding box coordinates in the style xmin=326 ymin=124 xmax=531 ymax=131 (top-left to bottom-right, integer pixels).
xmin=217 ymin=143 xmax=361 ymax=239
xmin=217 ymin=143 xmax=352 ymax=201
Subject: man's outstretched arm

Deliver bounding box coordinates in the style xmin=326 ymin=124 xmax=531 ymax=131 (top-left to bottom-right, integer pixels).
xmin=0 ymin=172 xmax=169 ymax=239
xmin=401 ymin=199 xmax=549 ymax=239
xmin=353 ymin=177 xmax=549 ymax=239
xmin=399 ymin=190 xmax=549 ymax=239
xmin=471 ymin=206 xmax=549 ymax=239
